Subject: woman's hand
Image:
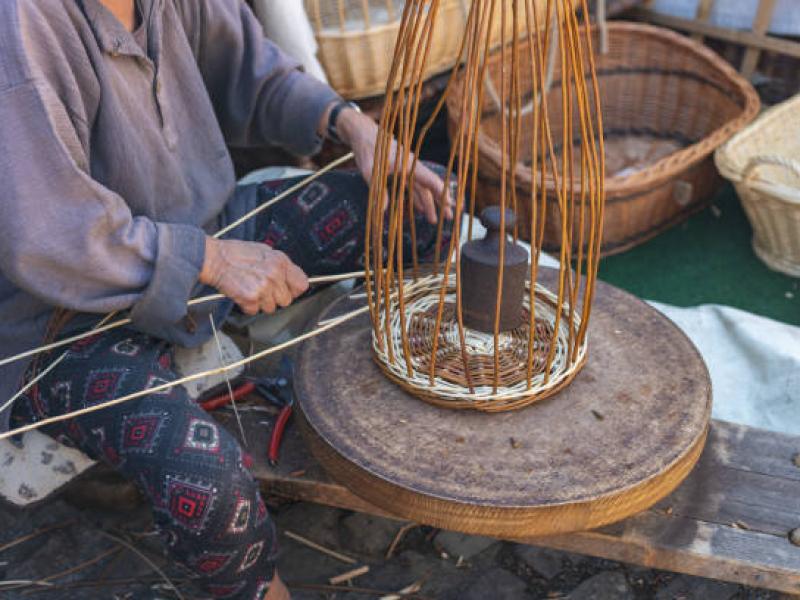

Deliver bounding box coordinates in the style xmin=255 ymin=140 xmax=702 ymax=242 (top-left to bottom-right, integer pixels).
xmin=334 ymin=107 xmax=455 ymax=224
xmin=199 ymin=238 xmax=309 ymax=316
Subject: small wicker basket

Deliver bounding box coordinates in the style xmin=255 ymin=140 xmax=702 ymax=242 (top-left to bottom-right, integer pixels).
xmin=449 ymin=21 xmax=760 ymax=255
xmin=716 ymin=94 xmax=800 ymax=277
xmin=304 ymin=0 xmax=553 ymax=99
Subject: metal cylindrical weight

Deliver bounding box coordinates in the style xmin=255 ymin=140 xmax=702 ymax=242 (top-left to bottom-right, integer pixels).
xmin=461 ymin=207 xmax=529 ymax=333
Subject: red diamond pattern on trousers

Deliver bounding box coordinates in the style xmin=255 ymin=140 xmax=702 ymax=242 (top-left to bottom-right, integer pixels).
xmin=121 ymin=414 xmax=164 ymax=453
xmin=206 ymin=581 xmax=246 ymax=599
xmin=191 ymin=551 xmax=236 ymax=577
xmin=83 ymin=369 xmax=123 ymax=402
xmin=166 ymin=476 xmax=216 ymax=533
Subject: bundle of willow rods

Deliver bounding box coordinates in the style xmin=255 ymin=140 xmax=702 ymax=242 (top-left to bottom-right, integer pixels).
xmin=365 ymin=0 xmax=605 ymax=410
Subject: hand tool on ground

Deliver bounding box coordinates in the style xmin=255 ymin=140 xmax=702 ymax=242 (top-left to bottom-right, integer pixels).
xmin=198 ymin=358 xmax=295 ymax=465
xmin=259 ymin=357 xmax=295 ymax=467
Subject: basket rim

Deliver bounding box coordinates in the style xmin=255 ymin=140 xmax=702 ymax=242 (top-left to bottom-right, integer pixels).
xmin=449 ymin=20 xmax=761 ymax=197
xmin=311 ymin=20 xmax=401 ymax=39
xmin=715 ymin=92 xmax=800 ymax=183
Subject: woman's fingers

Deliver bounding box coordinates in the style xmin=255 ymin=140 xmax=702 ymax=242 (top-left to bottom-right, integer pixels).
xmin=271 ymin=277 xmax=294 ymax=309
xmin=286 ymin=262 xmax=310 ymax=298
xmin=259 ymin=295 xmax=278 ymax=315
xmin=414 ymin=186 xmax=438 ymax=224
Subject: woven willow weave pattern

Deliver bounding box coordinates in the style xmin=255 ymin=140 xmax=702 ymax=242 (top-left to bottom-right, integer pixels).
xmin=365 ymin=0 xmax=605 ymax=411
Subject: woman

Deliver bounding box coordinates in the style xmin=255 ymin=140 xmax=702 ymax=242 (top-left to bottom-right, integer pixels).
xmin=0 ymin=1 xmax=452 ymax=598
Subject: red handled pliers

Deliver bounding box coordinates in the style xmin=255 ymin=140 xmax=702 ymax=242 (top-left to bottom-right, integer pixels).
xmin=262 ymin=358 xmax=295 ymax=467
xmin=200 ymin=359 xmax=295 ymax=467
xmin=200 ymin=381 xmax=258 ymax=412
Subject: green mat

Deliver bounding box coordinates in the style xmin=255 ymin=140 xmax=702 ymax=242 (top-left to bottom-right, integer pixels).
xmin=598 ymin=186 xmax=800 ymax=326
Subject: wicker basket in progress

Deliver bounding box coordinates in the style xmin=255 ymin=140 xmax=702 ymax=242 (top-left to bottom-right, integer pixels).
xmin=450 ymin=21 xmax=760 ymax=255
xmin=304 ymin=0 xmax=554 ymax=99
xmin=716 ymin=94 xmax=800 ymax=277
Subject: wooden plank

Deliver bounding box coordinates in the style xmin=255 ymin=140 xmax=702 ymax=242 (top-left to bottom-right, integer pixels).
xmin=632 ymin=7 xmax=800 ymax=60
xmin=227 ymin=410 xmax=800 ymax=594
xmin=534 ymin=511 xmax=800 ymax=595
xmin=692 ymin=0 xmax=716 ymax=42
xmin=701 ymin=421 xmax=800 ymax=482
xmin=740 ymin=0 xmax=778 ymax=78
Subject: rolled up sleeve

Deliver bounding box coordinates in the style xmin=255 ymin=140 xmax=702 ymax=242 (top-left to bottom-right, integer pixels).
xmin=180 ymin=0 xmax=340 ymax=156
xmin=0 ymin=80 xmax=205 ymax=326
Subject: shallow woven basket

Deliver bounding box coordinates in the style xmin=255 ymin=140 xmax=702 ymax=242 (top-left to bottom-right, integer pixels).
xmin=716 ymin=94 xmax=800 ymax=277
xmin=304 ymin=0 xmax=556 ymax=99
xmin=449 ymin=21 xmax=760 ymax=256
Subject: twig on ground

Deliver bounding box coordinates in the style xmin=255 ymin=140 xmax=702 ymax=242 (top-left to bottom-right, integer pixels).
xmin=385 ymin=523 xmax=418 ymax=559
xmin=379 ymin=579 xmax=425 ymax=600
xmin=329 ymin=565 xmax=370 ymax=585
xmin=21 ymin=577 xmax=191 ymax=595
xmin=10 ymin=547 xmax=124 ymax=594
xmin=97 ymin=531 xmax=186 ymax=600
xmin=0 ymin=580 xmax=54 ymax=589
xmin=289 ymin=581 xmax=432 ymax=598
xmin=283 ymin=530 xmax=357 ymax=564
xmin=0 ymin=520 xmax=77 ymax=554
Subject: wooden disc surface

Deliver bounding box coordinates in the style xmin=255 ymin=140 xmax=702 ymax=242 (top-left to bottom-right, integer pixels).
xmin=294 ymin=272 xmax=712 ymax=537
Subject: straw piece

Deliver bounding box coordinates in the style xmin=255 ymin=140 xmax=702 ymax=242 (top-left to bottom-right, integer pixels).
xmin=329 ymin=565 xmax=370 ymax=585
xmin=284 ymin=530 xmax=357 ymax=565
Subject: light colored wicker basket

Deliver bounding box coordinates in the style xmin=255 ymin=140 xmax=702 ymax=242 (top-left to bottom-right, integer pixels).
xmin=715 ymin=94 xmax=800 ymax=277
xmin=448 ymin=21 xmax=760 ymax=255
xmin=304 ymin=0 xmax=553 ymax=99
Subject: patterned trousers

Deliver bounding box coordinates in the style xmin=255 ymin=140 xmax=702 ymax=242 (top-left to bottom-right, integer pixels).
xmin=11 ymin=167 xmax=451 ymax=600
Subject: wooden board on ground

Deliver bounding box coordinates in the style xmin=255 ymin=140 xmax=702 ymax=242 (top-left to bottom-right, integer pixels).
xmin=225 ymin=412 xmax=800 ymax=595
xmin=289 ymin=274 xmax=711 ymax=539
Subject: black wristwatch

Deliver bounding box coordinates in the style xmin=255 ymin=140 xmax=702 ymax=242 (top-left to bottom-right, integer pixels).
xmin=327 ymin=100 xmax=361 ymax=145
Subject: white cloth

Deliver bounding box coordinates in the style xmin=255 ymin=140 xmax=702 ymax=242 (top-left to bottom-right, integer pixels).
xmin=649 ymin=302 xmax=800 ymax=436
xmin=251 ymin=1 xmax=329 ymax=83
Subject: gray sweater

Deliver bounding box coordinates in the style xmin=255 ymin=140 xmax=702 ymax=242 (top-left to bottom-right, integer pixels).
xmin=0 ymin=0 xmax=340 ymax=431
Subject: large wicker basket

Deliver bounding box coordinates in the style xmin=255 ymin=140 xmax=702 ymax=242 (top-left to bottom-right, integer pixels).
xmin=304 ymin=0 xmax=554 ymax=99
xmin=715 ymin=94 xmax=800 ymax=277
xmin=449 ymin=21 xmax=760 ymax=255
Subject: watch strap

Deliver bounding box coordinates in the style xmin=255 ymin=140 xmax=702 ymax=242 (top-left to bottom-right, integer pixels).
xmin=327 ymin=100 xmax=361 ymax=145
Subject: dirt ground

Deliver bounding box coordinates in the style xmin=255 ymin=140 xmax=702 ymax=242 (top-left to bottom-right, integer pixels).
xmin=0 ymin=480 xmax=784 ymax=600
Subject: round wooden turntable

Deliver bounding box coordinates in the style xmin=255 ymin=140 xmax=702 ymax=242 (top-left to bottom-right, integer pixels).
xmin=294 ymin=272 xmax=712 ymax=538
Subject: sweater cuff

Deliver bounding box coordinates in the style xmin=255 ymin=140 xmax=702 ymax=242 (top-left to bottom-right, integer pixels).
xmin=278 ymin=71 xmax=341 ymax=157
xmin=130 ymin=223 xmax=206 ymax=329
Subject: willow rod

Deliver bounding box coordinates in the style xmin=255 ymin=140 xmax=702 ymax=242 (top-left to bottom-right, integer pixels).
xmin=364 ymin=0 xmax=417 ymax=349
xmin=0 ymin=270 xmax=369 ymax=369
xmin=426 ymin=0 xmax=497 ymax=386
xmin=392 ymin=0 xmax=441 ymax=377
xmin=382 ymin=0 xmax=433 ymax=369
xmin=542 ymin=0 xmax=571 ymax=383
xmin=216 ymin=152 xmax=355 ymax=239
xmin=0 ymin=305 xmax=370 ymax=442
xmin=524 ymin=0 xmax=544 ymax=387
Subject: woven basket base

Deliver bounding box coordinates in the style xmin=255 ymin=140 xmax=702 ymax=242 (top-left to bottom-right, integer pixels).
xmin=294 ymin=270 xmax=712 ymax=538
xmin=372 ymin=275 xmax=587 ymax=412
